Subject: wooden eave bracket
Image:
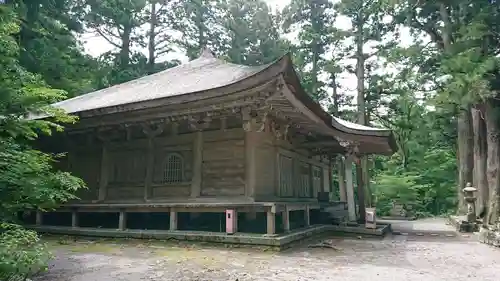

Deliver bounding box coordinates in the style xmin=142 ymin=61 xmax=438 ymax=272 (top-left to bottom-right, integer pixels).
xmin=188 ymin=115 xmax=211 ymax=131
xmin=141 ymin=121 xmax=165 ymax=138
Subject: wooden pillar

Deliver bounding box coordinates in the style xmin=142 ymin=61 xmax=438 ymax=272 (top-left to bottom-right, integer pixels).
xmin=190 ymin=131 xmax=203 ymax=197
xmin=169 ymin=210 xmax=178 ymax=231
xmin=144 ymin=138 xmax=155 ymax=201
xmin=36 ymin=210 xmax=43 ymax=225
xmin=345 ymin=156 xmax=357 ymax=222
xmin=71 ymin=210 xmax=78 ymax=228
xmin=274 ymin=143 xmax=280 ymax=197
xmin=308 ymin=163 xmax=314 ymax=197
xmin=98 ymin=145 xmax=109 ymax=201
xmin=118 ymin=210 xmax=127 ymax=230
xmin=282 ymin=206 xmax=290 ymax=232
xmin=266 ymin=209 xmax=276 ymax=235
xmin=245 ymin=131 xmax=257 ymax=198
xmin=243 ymin=108 xmax=263 ymax=199
xmin=338 ymin=156 xmax=347 ymax=202
xmin=328 ymin=158 xmax=333 ymax=193
xmin=304 ymin=205 xmax=310 ymax=226
xmin=322 ymin=166 xmax=330 ymax=196
xmin=142 ymin=122 xmax=165 ymax=200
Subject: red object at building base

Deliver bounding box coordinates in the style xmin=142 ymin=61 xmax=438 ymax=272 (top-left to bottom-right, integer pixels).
xmin=226 ymin=209 xmax=237 ymax=234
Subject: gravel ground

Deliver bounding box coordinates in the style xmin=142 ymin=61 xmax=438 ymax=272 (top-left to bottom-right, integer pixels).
xmin=34 ymin=231 xmax=500 ymax=281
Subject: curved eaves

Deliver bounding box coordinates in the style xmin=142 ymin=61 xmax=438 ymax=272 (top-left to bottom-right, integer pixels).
xmin=278 ymin=54 xmax=397 ymax=153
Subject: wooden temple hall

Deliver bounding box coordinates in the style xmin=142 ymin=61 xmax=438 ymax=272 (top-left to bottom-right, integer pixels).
xmin=28 ymin=49 xmax=396 ymax=239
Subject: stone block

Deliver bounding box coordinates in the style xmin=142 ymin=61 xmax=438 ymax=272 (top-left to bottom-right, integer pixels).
xmin=479 ymin=227 xmax=500 ymax=247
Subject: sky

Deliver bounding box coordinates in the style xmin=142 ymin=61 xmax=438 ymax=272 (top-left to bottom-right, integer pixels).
xmin=82 ymin=0 xmax=415 ymax=107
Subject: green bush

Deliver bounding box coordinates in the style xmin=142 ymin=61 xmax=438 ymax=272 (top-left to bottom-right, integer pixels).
xmin=0 ymin=223 xmax=51 ymax=281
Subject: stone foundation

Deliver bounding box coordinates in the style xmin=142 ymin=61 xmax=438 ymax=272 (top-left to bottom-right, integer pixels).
xmin=478 ymin=226 xmax=500 ymax=247
xmin=448 ymin=215 xmax=479 ymax=233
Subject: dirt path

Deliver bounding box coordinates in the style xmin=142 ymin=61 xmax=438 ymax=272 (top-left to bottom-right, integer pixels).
xmin=34 ymin=230 xmax=500 ymax=281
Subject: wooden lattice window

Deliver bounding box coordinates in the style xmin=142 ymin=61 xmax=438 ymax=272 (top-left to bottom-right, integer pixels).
xmin=163 ymin=153 xmax=184 ymax=184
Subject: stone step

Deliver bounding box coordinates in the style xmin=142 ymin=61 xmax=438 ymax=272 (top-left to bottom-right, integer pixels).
xmin=392 ymin=230 xmax=460 ymax=238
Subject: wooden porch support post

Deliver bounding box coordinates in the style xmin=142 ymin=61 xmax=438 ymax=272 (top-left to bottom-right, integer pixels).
xmin=304 ymin=205 xmax=310 ymax=226
xmin=345 ymin=156 xmax=357 ymax=222
xmin=118 ymin=209 xmax=127 ymax=230
xmin=266 ymin=205 xmax=276 ymax=235
xmin=267 ymin=211 xmax=276 ymax=235
xmin=169 ymin=209 xmax=178 ymax=231
xmin=36 ymin=210 xmax=43 ymax=226
xmin=338 ymin=156 xmax=347 ymax=202
xmin=71 ymin=210 xmax=78 ymax=228
xmin=98 ymin=145 xmax=109 ymax=201
xmin=191 ymin=131 xmax=203 ymax=197
xmin=282 ymin=206 xmax=290 ymax=232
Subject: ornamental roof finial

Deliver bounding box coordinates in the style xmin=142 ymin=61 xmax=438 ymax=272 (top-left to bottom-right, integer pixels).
xmin=199 ymin=47 xmax=215 ymax=58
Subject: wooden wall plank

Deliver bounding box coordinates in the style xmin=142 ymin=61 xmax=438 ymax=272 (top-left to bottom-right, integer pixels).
xmin=201 ymin=134 xmax=245 ymax=197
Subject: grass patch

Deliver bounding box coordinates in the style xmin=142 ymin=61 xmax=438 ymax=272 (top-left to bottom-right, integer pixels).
xmin=40 ymin=234 xmax=282 ymax=258
xmin=66 ymin=243 xmax=119 ymax=254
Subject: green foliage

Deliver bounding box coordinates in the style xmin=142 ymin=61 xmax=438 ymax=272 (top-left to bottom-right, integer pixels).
xmin=373 ymin=173 xmax=422 ymax=216
xmin=223 ymin=0 xmax=289 ymax=66
xmin=13 ymin=0 xmax=99 ymax=97
xmin=0 ymin=224 xmax=51 ymax=281
xmin=282 ymin=0 xmax=336 ymax=101
xmin=373 ymin=147 xmax=457 ymax=217
xmin=0 ymin=139 xmax=84 ymax=220
xmin=0 ymin=3 xmax=86 ymax=279
xmin=169 ymin=0 xmax=228 ymax=59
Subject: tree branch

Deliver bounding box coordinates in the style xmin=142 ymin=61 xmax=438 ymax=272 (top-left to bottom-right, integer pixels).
xmin=410 ymin=18 xmax=444 ymax=50
xmin=94 ymin=27 xmax=121 ymax=48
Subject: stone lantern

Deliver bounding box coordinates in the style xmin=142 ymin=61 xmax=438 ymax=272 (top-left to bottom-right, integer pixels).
xmin=463 ymin=182 xmax=477 ymax=223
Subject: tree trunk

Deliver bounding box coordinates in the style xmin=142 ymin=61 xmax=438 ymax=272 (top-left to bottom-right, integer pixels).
xmin=354 ymin=14 xmax=372 ymax=208
xmin=361 ymin=157 xmax=372 ymax=207
xmin=457 ymin=108 xmax=474 ymax=214
xmin=485 ymin=101 xmax=500 ymax=225
xmin=310 ymin=2 xmax=320 ymax=99
xmin=148 ymin=2 xmax=157 ymax=74
xmin=330 ymin=72 xmax=346 ymax=201
xmin=356 ymin=161 xmax=366 ymax=223
xmin=119 ymin=23 xmax=132 ymax=68
xmin=337 ymin=156 xmax=346 ymax=201
xmin=195 ymin=3 xmax=206 ymax=52
xmin=472 ymin=106 xmax=488 ymax=217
